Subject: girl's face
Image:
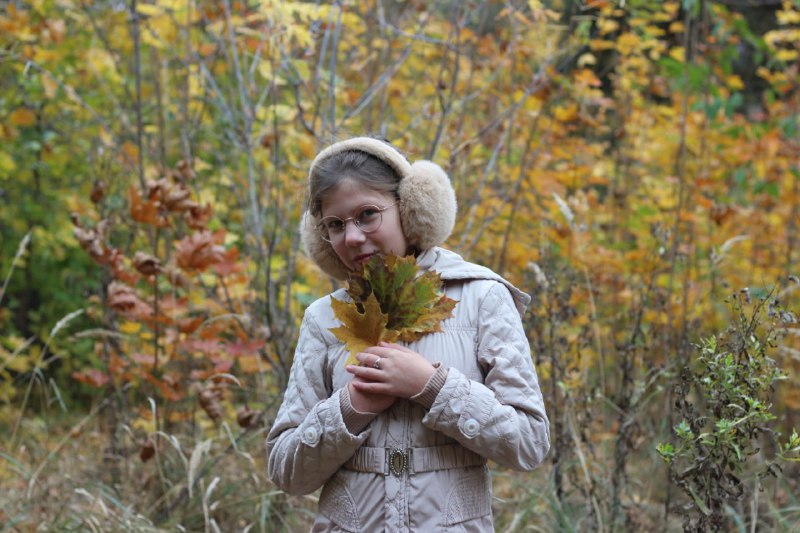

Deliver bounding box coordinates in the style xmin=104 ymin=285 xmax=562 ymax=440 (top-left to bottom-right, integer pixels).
xmin=320 ymin=179 xmax=409 ymax=271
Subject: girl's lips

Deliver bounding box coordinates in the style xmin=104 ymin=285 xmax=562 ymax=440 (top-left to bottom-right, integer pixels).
xmin=354 ymin=252 xmax=376 ymax=264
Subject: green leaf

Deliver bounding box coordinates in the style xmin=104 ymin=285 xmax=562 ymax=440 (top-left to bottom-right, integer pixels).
xmin=656 ymin=442 xmax=675 ymax=463
xmin=688 ymin=487 xmax=711 ymax=516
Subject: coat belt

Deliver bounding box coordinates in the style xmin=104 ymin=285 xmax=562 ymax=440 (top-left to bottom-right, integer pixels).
xmin=343 ymin=444 xmax=486 ymax=476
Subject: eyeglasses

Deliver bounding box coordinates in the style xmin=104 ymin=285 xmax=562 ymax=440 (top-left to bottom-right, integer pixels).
xmin=316 ymin=202 xmax=398 ymax=243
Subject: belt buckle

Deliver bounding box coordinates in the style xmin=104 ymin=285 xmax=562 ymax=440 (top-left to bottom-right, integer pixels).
xmin=387 ymin=448 xmax=409 ymax=477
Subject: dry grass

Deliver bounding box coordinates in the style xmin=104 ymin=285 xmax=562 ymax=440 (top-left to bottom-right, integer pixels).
xmin=2 ymin=404 xmax=798 ymax=532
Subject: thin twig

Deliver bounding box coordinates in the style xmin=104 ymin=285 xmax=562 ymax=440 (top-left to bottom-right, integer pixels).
xmin=0 ymin=231 xmax=31 ymax=308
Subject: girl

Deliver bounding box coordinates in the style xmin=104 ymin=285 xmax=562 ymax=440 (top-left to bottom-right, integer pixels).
xmin=267 ymin=137 xmax=550 ymax=532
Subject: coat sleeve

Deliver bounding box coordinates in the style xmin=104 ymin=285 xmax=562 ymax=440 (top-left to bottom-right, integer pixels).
xmin=421 ymin=282 xmax=550 ymax=471
xmin=267 ymin=307 xmax=372 ymax=495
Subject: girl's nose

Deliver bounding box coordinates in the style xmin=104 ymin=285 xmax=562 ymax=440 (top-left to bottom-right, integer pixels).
xmin=343 ymin=221 xmax=366 ymax=246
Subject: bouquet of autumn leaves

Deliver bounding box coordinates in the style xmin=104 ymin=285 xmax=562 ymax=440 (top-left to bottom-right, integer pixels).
xmin=331 ymin=254 xmax=458 ymax=366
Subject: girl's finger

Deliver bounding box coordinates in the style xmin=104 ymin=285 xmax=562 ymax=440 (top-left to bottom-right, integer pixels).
xmin=351 ymin=379 xmax=390 ymax=394
xmin=355 ymin=352 xmax=382 ymax=367
xmin=346 ymin=365 xmax=384 ymax=381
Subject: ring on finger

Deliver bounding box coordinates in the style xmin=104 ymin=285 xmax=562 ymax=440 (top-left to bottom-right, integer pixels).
xmin=373 ymin=357 xmax=382 ymax=370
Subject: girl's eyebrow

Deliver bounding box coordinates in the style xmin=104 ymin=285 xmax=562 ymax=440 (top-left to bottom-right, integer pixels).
xmin=326 ymin=203 xmax=385 ymax=217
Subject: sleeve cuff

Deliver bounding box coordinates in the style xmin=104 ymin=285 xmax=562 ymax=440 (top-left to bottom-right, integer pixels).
xmin=411 ymin=363 xmax=448 ymax=409
xmin=339 ymin=387 xmax=377 ymax=434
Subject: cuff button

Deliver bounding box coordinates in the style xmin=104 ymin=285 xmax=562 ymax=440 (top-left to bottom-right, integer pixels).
xmin=303 ymin=426 xmax=320 ymax=445
xmin=464 ymin=418 xmax=480 ymax=437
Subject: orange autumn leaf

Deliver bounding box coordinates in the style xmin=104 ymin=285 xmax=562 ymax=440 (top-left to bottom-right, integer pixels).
xmin=237 ymin=355 xmax=264 ymax=374
xmin=212 ymin=247 xmax=242 ymax=277
xmin=236 ymin=405 xmax=257 ymax=428
xmin=574 ymin=68 xmax=602 ymax=87
xmin=132 ymin=251 xmax=162 ymax=276
xmin=198 ymin=382 xmax=224 ymax=421
xmin=120 ymin=141 xmax=139 ymax=166
xmin=178 ymin=316 xmax=205 ymax=334
xmin=10 ymin=108 xmax=37 ymax=126
xmin=226 ymin=339 xmax=265 ymax=357
xmin=130 ymin=186 xmax=166 ymax=227
xmin=175 ymin=230 xmax=225 ymax=271
xmin=185 ymin=203 xmax=213 ymax=229
xmin=71 ymin=368 xmax=110 ymax=388
xmin=108 ymin=281 xmax=152 ymax=319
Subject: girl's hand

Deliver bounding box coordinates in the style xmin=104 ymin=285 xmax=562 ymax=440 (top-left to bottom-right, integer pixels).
xmin=347 ymin=380 xmax=397 ymax=414
xmin=346 ymin=342 xmax=437 ymax=399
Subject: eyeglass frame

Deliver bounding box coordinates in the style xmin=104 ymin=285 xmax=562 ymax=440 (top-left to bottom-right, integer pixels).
xmin=315 ymin=202 xmax=399 ymax=243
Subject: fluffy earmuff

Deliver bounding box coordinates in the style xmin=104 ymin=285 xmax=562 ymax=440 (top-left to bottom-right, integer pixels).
xmin=399 ymin=160 xmax=457 ymax=253
xmin=300 ymin=137 xmax=458 ymax=280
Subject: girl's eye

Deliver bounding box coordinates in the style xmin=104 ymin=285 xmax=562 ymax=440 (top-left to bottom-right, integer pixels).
xmin=325 ymin=218 xmax=345 ymax=231
xmin=358 ymin=207 xmax=380 ymax=222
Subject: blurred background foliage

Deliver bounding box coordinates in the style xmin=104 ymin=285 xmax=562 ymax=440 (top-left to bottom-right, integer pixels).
xmin=1 ymin=0 xmax=799 ymax=531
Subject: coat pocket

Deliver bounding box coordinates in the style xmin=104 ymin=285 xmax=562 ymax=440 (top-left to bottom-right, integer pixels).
xmin=442 ymin=466 xmax=492 ymax=526
xmin=318 ymin=473 xmax=361 ymax=532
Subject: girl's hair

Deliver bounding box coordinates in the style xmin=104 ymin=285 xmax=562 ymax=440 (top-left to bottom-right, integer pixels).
xmin=308 ymin=139 xmax=403 ymax=217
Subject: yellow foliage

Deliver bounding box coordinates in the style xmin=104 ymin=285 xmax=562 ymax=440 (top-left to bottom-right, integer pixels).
xmin=0 ymin=151 xmax=17 ymax=176
xmin=616 ymin=33 xmax=642 ymax=56
xmin=238 ymin=354 xmax=263 ymax=374
xmin=775 ymin=49 xmax=799 ymax=61
xmin=777 ymin=5 xmax=800 ymax=25
xmin=598 ymin=19 xmax=619 ymax=36
xmin=590 ymin=39 xmax=614 ymax=51
xmin=86 ymin=48 xmax=121 ymax=84
xmin=669 ymin=47 xmax=686 ymax=62
xmin=119 ymin=321 xmax=142 ymax=334
xmin=554 ymin=103 xmax=579 ymax=122
xmin=726 ymin=75 xmax=745 ymax=91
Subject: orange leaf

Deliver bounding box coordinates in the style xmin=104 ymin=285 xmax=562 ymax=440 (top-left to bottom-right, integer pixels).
xmin=238 ymin=355 xmax=265 ymax=373
xmin=132 ymin=251 xmax=162 ymax=276
xmin=10 ymin=108 xmax=36 ymax=127
xmin=237 ymin=406 xmax=256 ymax=428
xmin=212 ymin=247 xmax=242 ymax=276
xmin=185 ymin=203 xmax=213 ymax=230
xmin=574 ymin=68 xmax=602 ymax=87
xmin=198 ymin=383 xmax=224 ymax=421
xmin=108 ymin=281 xmax=152 ymax=319
xmin=120 ymin=141 xmax=139 ymax=166
xmin=130 ymin=186 xmax=165 ymax=227
xmin=72 ymin=368 xmax=110 ymax=388
xmin=178 ymin=316 xmax=205 ymax=334
xmin=182 ymin=339 xmax=222 ymax=354
xmin=213 ymin=359 xmax=234 ymax=374
xmin=227 ymin=339 xmax=265 ymax=357
xmin=175 ymin=231 xmax=225 ymax=271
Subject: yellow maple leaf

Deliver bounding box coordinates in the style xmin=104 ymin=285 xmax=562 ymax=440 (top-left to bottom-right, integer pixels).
xmin=329 ymin=292 xmax=390 ymax=366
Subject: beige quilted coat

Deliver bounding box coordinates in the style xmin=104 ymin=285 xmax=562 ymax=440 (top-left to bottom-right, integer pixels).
xmin=267 ymin=247 xmax=550 ymax=532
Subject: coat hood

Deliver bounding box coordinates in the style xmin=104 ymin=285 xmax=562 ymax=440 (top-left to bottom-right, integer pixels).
xmin=417 ymin=247 xmax=531 ymax=317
